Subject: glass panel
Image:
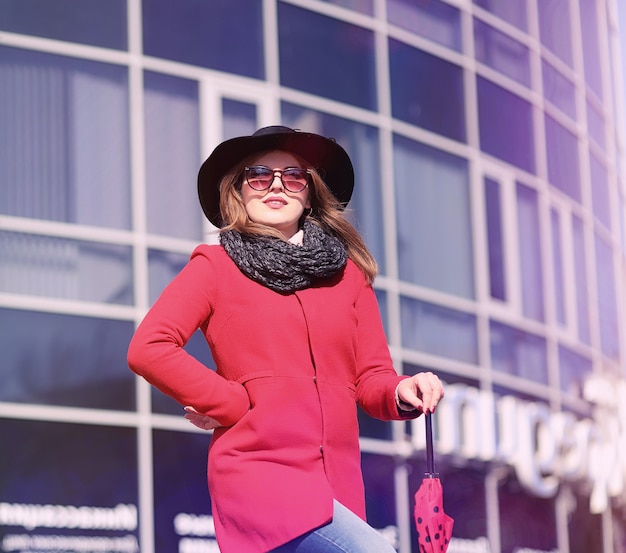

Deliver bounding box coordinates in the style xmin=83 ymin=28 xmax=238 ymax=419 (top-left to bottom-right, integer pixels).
xmin=595 ymin=234 xmax=619 ymax=360
xmin=282 ymin=103 xmax=385 ymax=273
xmin=0 ymin=46 xmax=131 ymax=228
xmin=278 ymin=4 xmax=376 ymax=110
xmin=586 ymin=98 xmax=606 ymax=150
xmin=148 ymin=249 xmax=190 ymax=304
xmin=389 ymin=39 xmax=465 ymax=141
xmin=144 ymin=71 xmax=202 ymax=240
xmin=361 ymin=454 xmax=396 ymax=536
xmin=484 ymin=177 xmax=506 ymax=301
xmin=499 ymin=473 xmax=557 ymax=552
xmin=590 ymin=153 xmax=611 ymax=229
xmin=0 ymin=308 xmax=135 ymax=410
xmin=153 ymin=430 xmax=219 ymax=552
xmin=517 ymin=183 xmax=544 ymax=321
xmin=542 ymin=60 xmax=577 ymax=119
xmin=222 ymin=99 xmax=258 ymax=140
xmin=142 ymin=0 xmax=264 ymax=78
xmin=401 ymin=297 xmax=478 ymax=364
xmin=490 ymin=320 xmax=548 ymax=383
xmin=320 ymin=0 xmax=373 ymax=15
xmin=474 ymin=19 xmax=530 ymax=87
xmin=537 ymin=0 xmax=573 ymax=67
xmin=572 ymin=216 xmax=591 ymax=344
xmin=0 ymin=231 xmax=134 ymax=305
xmin=394 ymin=135 xmax=473 ymax=298
xmin=579 ymin=0 xmax=603 ymax=98
xmin=0 ymin=0 xmax=127 ymax=50
xmin=477 ymin=77 xmax=534 ymax=173
xmin=388 ymin=0 xmax=461 ymax=52
xmin=568 ymin=490 xmax=604 ymax=552
xmin=545 ymin=114 xmax=581 ymax=202
xmin=558 ymin=345 xmax=591 ymax=395
xmin=551 ymin=209 xmax=566 ymax=326
xmin=472 ymin=0 xmax=527 ymax=31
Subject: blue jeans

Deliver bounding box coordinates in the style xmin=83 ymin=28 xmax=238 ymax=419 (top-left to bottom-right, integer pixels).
xmin=270 ymin=500 xmax=397 ymax=553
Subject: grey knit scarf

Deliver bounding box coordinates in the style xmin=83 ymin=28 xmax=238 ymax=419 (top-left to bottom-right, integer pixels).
xmin=220 ymin=221 xmax=348 ymax=293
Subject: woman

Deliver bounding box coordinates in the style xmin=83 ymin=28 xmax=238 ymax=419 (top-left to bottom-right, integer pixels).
xmin=127 ymin=126 xmax=444 ymax=553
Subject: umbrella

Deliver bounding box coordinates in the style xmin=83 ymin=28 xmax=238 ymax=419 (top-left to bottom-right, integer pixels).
xmin=414 ymin=414 xmax=454 ymax=553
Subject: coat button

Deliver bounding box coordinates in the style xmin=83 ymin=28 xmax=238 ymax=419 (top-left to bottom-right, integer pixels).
xmin=313 ymin=376 xmax=317 ymax=384
xmin=319 ymin=445 xmax=324 ymax=455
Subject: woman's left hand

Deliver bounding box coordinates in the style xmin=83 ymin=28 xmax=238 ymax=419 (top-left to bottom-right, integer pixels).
xmin=184 ymin=406 xmax=223 ymax=430
xmin=396 ymin=372 xmax=444 ymax=415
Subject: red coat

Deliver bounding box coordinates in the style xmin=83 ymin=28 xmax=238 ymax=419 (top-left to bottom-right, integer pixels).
xmin=127 ymin=245 xmax=417 ymax=552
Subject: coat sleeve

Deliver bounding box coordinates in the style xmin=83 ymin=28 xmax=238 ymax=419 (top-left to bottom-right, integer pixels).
xmin=353 ymin=278 xmax=420 ymax=422
xmin=127 ymin=246 xmax=250 ymax=426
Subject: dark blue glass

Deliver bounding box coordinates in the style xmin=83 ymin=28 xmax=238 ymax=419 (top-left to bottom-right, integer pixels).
xmin=389 ymin=39 xmax=465 ymax=142
xmin=484 ymin=177 xmax=506 ymax=300
xmin=477 ymin=77 xmax=535 ymax=173
xmin=0 ymin=0 xmax=127 ymax=49
xmin=542 ymin=61 xmax=576 ymax=119
xmin=558 ymin=346 xmax=591 ymax=395
xmin=278 ymin=4 xmax=377 ymax=110
xmin=143 ymin=0 xmax=264 ymax=78
xmin=545 ymin=114 xmax=581 ymax=202
xmin=0 ymin=308 xmax=135 ymax=410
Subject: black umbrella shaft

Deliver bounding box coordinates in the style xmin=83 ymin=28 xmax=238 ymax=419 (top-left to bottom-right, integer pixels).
xmin=425 ymin=414 xmax=435 ymax=475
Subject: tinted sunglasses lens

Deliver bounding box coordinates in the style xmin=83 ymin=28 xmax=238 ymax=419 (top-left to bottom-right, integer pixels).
xmin=282 ymin=169 xmax=309 ymax=191
xmin=246 ymin=166 xmax=273 ymax=189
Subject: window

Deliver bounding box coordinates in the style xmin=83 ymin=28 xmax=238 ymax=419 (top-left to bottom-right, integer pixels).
xmin=485 ymin=177 xmax=506 ymax=301
xmin=545 ymin=114 xmax=581 ymax=203
xmin=0 ymin=231 xmax=134 ymax=305
xmin=0 ymin=308 xmax=135 ymax=410
xmin=572 ymin=216 xmax=591 ymax=344
xmin=278 ymin=4 xmax=376 ymax=110
xmin=144 ymin=72 xmax=202 ymax=240
xmin=590 ymin=153 xmax=611 ymax=229
xmin=223 ymin=99 xmax=258 ymax=141
xmin=0 ymin=0 xmax=127 ymax=49
xmin=517 ymin=183 xmax=544 ymax=321
xmin=473 ymin=0 xmax=527 ymax=31
xmin=558 ymin=345 xmax=591 ymax=395
xmin=390 ymin=40 xmax=465 ymax=141
xmin=477 ymin=77 xmax=534 ymax=173
xmin=579 ymin=0 xmax=603 ymax=98
xmin=401 ymin=297 xmax=478 ymax=364
xmin=0 ymin=47 xmax=131 ymax=228
xmin=542 ymin=61 xmax=576 ymax=120
xmin=537 ymin=0 xmax=573 ymax=67
xmin=595 ymin=234 xmax=619 ymax=360
xmin=388 ymin=0 xmax=461 ymax=51
xmin=394 ymin=135 xmax=473 ymax=298
xmin=282 ymin=104 xmax=385 ymax=272
xmin=550 ymin=209 xmax=566 ymax=326
xmin=490 ymin=320 xmax=548 ymax=383
xmin=474 ymin=19 xmax=530 ymax=87
xmin=142 ymin=0 xmax=264 ymax=78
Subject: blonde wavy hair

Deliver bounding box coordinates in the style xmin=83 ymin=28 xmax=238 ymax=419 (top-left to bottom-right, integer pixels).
xmin=218 ymin=152 xmax=378 ymax=284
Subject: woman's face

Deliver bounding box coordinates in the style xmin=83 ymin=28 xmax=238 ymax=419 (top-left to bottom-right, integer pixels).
xmin=241 ymin=150 xmax=311 ymax=239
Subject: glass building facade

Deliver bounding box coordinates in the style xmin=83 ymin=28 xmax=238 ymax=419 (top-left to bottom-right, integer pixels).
xmin=1 ymin=1 xmax=626 ymax=552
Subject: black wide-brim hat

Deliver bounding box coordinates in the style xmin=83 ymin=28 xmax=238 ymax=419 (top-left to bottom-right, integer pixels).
xmin=198 ymin=125 xmax=354 ymax=227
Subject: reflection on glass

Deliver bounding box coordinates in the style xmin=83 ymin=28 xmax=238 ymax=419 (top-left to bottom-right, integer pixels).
xmin=142 ymin=0 xmax=264 ymax=78
xmin=281 ymin=103 xmax=385 ymax=272
xmin=388 ymin=0 xmax=461 ymax=51
xmin=595 ymin=234 xmax=619 ymax=360
xmin=589 ymin=153 xmax=611 ymax=229
xmin=537 ymin=0 xmax=573 ymax=67
xmin=558 ymin=345 xmax=591 ymax=395
xmin=389 ymin=40 xmax=465 ymax=141
xmin=223 ymin=99 xmax=258 ymax=141
xmin=516 ymin=183 xmax=544 ymax=322
xmin=572 ymin=216 xmax=591 ymax=344
xmin=550 ymin=209 xmax=566 ymax=326
xmin=473 ymin=0 xmax=527 ymax=31
xmin=278 ymin=4 xmax=376 ymax=110
xmin=145 ymin=71 xmax=202 ymax=240
xmin=0 ymin=46 xmax=131 ymax=228
xmin=484 ymin=177 xmax=506 ymax=301
xmin=0 ymin=308 xmax=135 ymax=410
xmin=477 ymin=77 xmax=534 ymax=173
xmin=0 ymin=231 xmax=134 ymax=305
xmin=542 ymin=60 xmax=576 ymax=119
xmin=401 ymin=297 xmax=478 ymax=364
xmin=490 ymin=320 xmax=548 ymax=383
xmin=579 ymin=0 xmax=603 ymax=98
xmin=0 ymin=0 xmax=127 ymax=49
xmin=394 ymin=135 xmax=473 ymax=298
xmin=474 ymin=19 xmax=530 ymax=87
xmin=545 ymin=114 xmax=581 ymax=202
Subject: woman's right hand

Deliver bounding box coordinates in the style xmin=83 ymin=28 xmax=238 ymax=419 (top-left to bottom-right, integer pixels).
xmin=184 ymin=406 xmax=223 ymax=430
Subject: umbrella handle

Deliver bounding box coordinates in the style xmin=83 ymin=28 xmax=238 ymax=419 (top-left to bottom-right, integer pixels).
xmin=425 ymin=413 xmax=435 ymax=476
